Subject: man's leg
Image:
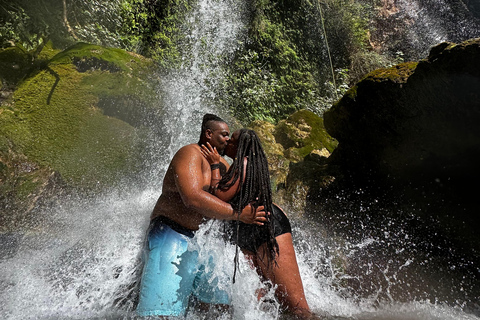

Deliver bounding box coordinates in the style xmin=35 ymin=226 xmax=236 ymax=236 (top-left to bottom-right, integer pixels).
xmin=136 ymin=225 xmax=198 ymax=317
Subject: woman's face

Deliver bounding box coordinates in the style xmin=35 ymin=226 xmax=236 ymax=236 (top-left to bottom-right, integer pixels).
xmin=225 ymin=130 xmax=241 ymax=159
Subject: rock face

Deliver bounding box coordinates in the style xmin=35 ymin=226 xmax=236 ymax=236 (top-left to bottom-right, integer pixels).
xmin=250 ymin=109 xmax=337 ymax=215
xmin=323 ymin=38 xmax=480 ymax=258
xmin=0 ymin=43 xmax=159 ymax=229
xmin=325 ymin=38 xmax=480 ymax=188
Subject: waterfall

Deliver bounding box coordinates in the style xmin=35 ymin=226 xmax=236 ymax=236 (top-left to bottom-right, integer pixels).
xmin=141 ymin=0 xmax=248 ymax=188
xmin=373 ymin=0 xmax=480 ymax=60
xmin=1 ymin=0 xmax=480 ymax=319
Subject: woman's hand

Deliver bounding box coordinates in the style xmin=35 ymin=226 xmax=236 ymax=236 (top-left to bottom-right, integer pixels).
xmin=200 ymin=142 xmax=221 ymax=165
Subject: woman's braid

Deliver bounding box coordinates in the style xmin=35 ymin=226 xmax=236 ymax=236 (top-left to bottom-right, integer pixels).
xmin=218 ymin=129 xmax=279 ymax=262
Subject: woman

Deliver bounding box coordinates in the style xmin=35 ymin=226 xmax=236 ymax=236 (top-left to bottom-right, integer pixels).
xmin=201 ymin=129 xmax=319 ymax=320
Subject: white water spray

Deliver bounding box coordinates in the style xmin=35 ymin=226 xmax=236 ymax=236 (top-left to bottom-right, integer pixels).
xmin=1 ymin=0 xmax=251 ymax=318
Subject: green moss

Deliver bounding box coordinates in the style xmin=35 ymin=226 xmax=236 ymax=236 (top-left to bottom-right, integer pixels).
xmin=16 ymin=173 xmax=41 ymax=200
xmin=50 ymin=43 xmax=153 ymax=75
xmin=366 ymin=61 xmax=418 ymax=83
xmin=59 ymin=110 xmax=141 ymax=187
xmin=0 ymin=135 xmax=9 ymax=153
xmin=344 ymin=85 xmax=358 ymax=101
xmin=0 ymin=44 xmax=156 ymax=191
xmin=36 ymin=41 xmax=62 ymax=61
xmin=274 ymin=109 xmax=338 ymax=161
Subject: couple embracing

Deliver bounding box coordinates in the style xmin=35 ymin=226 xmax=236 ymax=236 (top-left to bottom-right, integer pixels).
xmin=136 ymin=114 xmax=320 ymax=319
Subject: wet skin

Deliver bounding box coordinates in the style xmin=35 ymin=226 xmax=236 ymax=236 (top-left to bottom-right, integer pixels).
xmin=151 ymin=122 xmax=267 ymax=231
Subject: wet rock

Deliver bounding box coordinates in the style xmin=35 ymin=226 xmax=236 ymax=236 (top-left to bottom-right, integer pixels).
xmin=249 ymin=110 xmax=337 ymax=215
xmin=323 ymin=37 xmax=480 ymax=260
xmin=324 ymin=38 xmax=480 ymax=191
xmin=0 ymin=43 xmax=159 ymax=221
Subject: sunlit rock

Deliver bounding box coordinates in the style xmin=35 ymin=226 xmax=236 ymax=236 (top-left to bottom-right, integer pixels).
xmin=0 ymin=43 xmax=159 ymax=224
xmin=250 ymin=110 xmax=337 ymax=215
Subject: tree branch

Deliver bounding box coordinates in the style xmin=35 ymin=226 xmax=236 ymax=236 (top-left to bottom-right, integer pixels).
xmin=62 ymin=0 xmax=78 ymax=40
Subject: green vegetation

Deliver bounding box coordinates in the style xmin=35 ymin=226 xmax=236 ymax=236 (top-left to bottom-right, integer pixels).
xmin=1 ymin=0 xmax=399 ymax=125
xmin=0 ymin=0 xmax=190 ymax=67
xmin=119 ymin=0 xmax=191 ymax=66
xmin=0 ymin=0 xmax=125 ymax=50
xmin=219 ymin=0 xmax=395 ymax=124
xmin=0 ymin=0 xmax=399 ymax=203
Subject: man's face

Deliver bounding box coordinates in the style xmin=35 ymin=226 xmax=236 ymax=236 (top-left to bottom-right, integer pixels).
xmin=207 ymin=122 xmax=230 ymax=152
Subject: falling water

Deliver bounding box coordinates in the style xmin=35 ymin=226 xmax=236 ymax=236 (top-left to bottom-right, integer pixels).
xmin=1 ymin=0 xmax=480 ymax=319
xmin=373 ymin=0 xmax=480 ymax=60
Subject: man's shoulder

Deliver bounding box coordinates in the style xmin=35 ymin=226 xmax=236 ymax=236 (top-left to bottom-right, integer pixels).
xmin=175 ymin=143 xmax=200 ymax=155
xmin=172 ymin=144 xmax=201 ymax=162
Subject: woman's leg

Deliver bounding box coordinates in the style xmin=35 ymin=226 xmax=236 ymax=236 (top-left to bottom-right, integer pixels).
xmin=255 ymin=232 xmax=313 ymax=319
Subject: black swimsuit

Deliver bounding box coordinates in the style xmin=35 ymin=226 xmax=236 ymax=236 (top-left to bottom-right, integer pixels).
xmin=150 ymin=215 xmax=195 ymax=238
xmin=228 ymin=203 xmax=292 ymax=254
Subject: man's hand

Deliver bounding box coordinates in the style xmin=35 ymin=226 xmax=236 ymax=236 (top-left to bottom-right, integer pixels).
xmin=238 ymin=204 xmax=268 ymax=225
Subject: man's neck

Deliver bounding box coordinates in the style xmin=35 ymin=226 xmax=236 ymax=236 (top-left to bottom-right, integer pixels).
xmin=197 ymin=138 xmax=207 ymax=146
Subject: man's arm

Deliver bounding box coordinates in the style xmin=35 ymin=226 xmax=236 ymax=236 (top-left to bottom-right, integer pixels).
xmin=173 ymin=145 xmax=266 ymax=225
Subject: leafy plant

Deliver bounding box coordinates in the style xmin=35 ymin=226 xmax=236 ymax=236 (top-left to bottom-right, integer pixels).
xmin=119 ymin=0 xmax=192 ymax=66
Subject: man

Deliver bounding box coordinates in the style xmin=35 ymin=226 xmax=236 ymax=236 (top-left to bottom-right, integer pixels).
xmin=136 ymin=114 xmax=267 ymax=318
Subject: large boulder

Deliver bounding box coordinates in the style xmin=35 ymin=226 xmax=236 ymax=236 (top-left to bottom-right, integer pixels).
xmin=324 ymin=38 xmax=480 ymax=190
xmin=0 ymin=43 xmax=159 ymax=229
xmin=322 ymin=38 xmax=480 ymax=259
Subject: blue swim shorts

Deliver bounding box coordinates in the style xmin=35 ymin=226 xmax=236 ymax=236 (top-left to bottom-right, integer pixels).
xmin=136 ymin=217 xmax=231 ymax=317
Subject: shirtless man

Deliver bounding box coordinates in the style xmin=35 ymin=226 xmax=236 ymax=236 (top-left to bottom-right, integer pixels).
xmin=136 ymin=114 xmax=267 ymax=318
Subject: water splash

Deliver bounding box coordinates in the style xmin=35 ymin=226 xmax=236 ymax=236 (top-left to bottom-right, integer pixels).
xmin=0 ymin=191 xmax=152 ymax=319
xmin=1 ymin=0 xmax=250 ymax=318
xmin=146 ymin=0 xmax=248 ymax=188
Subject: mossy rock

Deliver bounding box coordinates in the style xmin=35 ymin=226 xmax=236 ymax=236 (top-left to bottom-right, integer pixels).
xmin=0 ymin=42 xmax=158 ymax=204
xmin=249 ymin=115 xmax=336 ymax=214
xmin=322 ymin=38 xmax=480 ymax=261
xmin=273 ymin=109 xmax=338 ymax=162
xmin=366 ymin=61 xmax=417 ymax=83
xmin=50 ymin=42 xmax=145 ymax=72
xmin=36 ymin=41 xmax=61 ymax=61
xmin=249 ymin=120 xmax=289 ymax=191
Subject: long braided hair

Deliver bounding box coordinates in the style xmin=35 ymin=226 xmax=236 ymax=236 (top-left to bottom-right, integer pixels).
xmin=217 ymin=129 xmax=279 ymax=274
